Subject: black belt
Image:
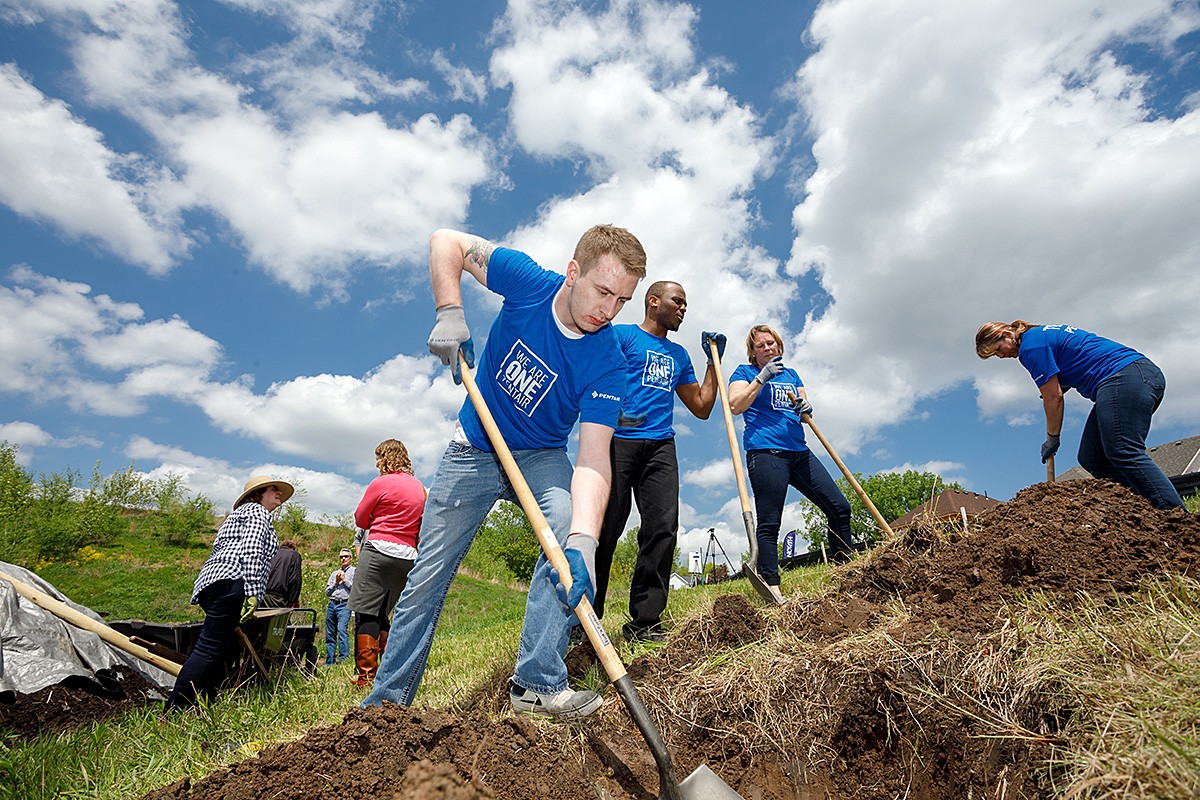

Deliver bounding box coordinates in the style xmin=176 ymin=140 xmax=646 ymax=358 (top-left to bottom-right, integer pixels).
xmin=329 ymin=598 xmax=348 ymax=604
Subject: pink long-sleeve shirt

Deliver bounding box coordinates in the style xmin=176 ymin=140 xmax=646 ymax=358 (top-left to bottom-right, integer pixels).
xmin=354 ymin=472 xmax=425 ymax=549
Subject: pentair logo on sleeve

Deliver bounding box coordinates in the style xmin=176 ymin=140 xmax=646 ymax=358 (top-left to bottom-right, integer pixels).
xmin=640 ymin=351 xmax=676 ymax=392
xmin=496 ymin=340 xmax=559 ymax=416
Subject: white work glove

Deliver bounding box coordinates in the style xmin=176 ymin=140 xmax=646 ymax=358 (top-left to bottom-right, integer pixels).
xmin=755 ymin=356 xmax=785 ymax=385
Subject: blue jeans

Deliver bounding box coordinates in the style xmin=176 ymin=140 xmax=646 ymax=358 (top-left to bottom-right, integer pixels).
xmin=747 ymin=448 xmax=852 ymax=583
xmin=363 ymin=441 xmax=574 ymax=707
xmin=324 ymin=600 xmax=351 ymax=663
xmin=1078 ymin=359 xmax=1183 ymax=510
xmin=166 ymin=578 xmax=244 ymax=709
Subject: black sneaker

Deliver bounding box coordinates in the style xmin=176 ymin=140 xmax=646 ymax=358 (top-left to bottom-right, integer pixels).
xmin=622 ymin=624 xmax=667 ymax=644
xmin=509 ymin=683 xmax=602 ymax=720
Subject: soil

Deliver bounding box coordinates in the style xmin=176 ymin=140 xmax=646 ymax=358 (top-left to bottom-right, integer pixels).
xmin=0 ymin=666 xmax=161 ymax=740
xmin=6 ymin=479 xmax=1199 ymax=799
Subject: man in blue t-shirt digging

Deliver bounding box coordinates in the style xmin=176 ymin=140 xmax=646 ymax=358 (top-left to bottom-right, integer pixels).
xmin=362 ymin=225 xmax=646 ymax=721
xmin=593 ymin=281 xmax=722 ymax=643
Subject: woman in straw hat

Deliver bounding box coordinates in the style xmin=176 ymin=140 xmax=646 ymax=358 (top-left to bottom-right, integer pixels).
xmin=975 ymin=321 xmax=1182 ymax=510
xmin=166 ymin=474 xmax=294 ymax=710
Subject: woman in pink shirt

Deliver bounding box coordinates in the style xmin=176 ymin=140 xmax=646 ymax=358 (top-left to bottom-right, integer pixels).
xmin=347 ymin=438 xmax=425 ymax=686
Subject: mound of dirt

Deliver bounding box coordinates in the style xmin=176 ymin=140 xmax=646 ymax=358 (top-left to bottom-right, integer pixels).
xmin=0 ymin=666 xmax=161 ymax=740
xmin=12 ymin=478 xmax=1200 ymax=799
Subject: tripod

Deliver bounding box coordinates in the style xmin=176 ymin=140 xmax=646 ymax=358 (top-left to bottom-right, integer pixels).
xmin=700 ymin=527 xmax=732 ymax=585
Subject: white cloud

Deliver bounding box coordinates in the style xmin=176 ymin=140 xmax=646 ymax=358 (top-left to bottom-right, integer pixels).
xmin=784 ymin=0 xmax=1200 ymax=454
xmin=11 ymin=0 xmax=492 ymax=293
xmin=0 ymin=421 xmax=101 ymax=465
xmin=0 ymin=63 xmax=185 ymax=271
xmin=879 ymin=459 xmax=970 ymax=488
xmin=126 ymin=435 xmax=367 ymax=517
xmin=682 ymin=457 xmax=733 ymax=489
xmin=490 ymin=0 xmax=789 ymax=375
xmin=432 ymin=50 xmax=487 ymax=104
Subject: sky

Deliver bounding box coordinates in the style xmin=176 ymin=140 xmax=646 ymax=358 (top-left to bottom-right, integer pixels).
xmin=2 ymin=0 xmax=1198 ymax=570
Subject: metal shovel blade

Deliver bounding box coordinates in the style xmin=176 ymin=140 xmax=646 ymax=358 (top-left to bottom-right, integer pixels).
xmin=677 ymin=764 xmax=745 ymax=799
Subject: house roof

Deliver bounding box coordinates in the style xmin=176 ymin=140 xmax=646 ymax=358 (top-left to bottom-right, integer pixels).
xmin=1056 ymin=434 xmax=1200 ymax=489
xmin=889 ymin=489 xmax=1003 ymax=530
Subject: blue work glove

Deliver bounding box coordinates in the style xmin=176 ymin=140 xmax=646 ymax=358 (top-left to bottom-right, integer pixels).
xmin=550 ymin=533 xmax=597 ymax=616
xmin=617 ymin=409 xmax=648 ymax=428
xmin=240 ymin=596 xmax=258 ymax=624
xmin=755 ymin=356 xmax=785 ymax=385
xmin=1040 ymin=433 xmax=1060 ymax=464
xmin=701 ymin=331 xmax=726 ymax=362
xmin=793 ymin=395 xmax=813 ymax=416
xmin=427 ymin=305 xmax=474 ymax=384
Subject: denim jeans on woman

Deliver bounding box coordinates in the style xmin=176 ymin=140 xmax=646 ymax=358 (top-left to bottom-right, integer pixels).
xmin=362 ymin=442 xmax=574 ymax=707
xmin=1077 ymin=358 xmax=1183 ymax=510
xmin=166 ymin=577 xmax=244 ymax=709
xmin=747 ymin=448 xmax=853 ymax=584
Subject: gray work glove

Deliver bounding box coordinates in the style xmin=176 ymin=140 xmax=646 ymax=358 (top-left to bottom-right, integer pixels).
xmin=1040 ymin=433 xmax=1060 ymax=464
xmin=793 ymin=396 xmax=813 ymax=416
xmin=755 ymin=356 xmax=785 ymax=384
xmin=701 ymin=331 xmax=726 ymax=362
xmin=427 ymin=304 xmax=474 ymax=384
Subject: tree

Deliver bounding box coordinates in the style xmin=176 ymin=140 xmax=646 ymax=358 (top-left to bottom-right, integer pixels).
xmin=472 ymin=501 xmax=541 ymax=582
xmin=799 ymin=469 xmax=963 ymax=551
xmin=0 ymin=441 xmax=35 ymax=556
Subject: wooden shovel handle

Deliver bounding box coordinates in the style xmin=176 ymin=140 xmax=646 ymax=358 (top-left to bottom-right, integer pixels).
xmin=794 ymin=406 xmax=896 ymax=540
xmin=708 ymin=339 xmax=754 ymax=515
xmin=0 ymin=569 xmax=182 ymax=676
xmin=457 ymin=356 xmax=627 ymax=682
xmin=1046 ymin=454 xmax=1055 ymax=483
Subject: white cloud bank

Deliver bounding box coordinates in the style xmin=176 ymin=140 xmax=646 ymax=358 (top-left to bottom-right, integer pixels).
xmin=786 ymin=0 xmax=1200 ymax=452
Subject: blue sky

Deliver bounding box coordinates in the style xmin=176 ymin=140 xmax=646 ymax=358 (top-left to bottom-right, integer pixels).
xmin=2 ymin=0 xmax=1198 ymax=565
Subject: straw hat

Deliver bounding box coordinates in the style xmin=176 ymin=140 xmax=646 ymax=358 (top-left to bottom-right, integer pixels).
xmin=235 ymin=475 xmax=295 ymax=508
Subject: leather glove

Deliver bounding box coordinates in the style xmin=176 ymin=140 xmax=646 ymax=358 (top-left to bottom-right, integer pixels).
xmin=427 ymin=305 xmax=474 ymax=384
xmin=755 ymin=356 xmax=785 ymax=385
xmin=550 ymin=533 xmax=597 ymax=615
xmin=240 ymin=596 xmax=258 ymax=624
xmin=793 ymin=396 xmax=813 ymax=416
xmin=701 ymin=331 xmax=726 ymax=362
xmin=1040 ymin=433 xmax=1060 ymax=464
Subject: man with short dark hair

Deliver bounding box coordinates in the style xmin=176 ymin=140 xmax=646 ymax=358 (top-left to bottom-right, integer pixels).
xmin=595 ymin=281 xmax=722 ymax=642
xmin=363 ymin=224 xmax=646 ymax=721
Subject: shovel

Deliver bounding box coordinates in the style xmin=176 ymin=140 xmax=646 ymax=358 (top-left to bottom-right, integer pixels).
xmin=786 ymin=391 xmax=894 ymax=540
xmin=707 ymin=340 xmax=783 ymax=606
xmin=1046 ymin=454 xmax=1056 ymax=483
xmin=459 ymin=354 xmax=744 ymax=800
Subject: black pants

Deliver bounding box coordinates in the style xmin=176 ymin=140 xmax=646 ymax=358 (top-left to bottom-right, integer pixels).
xmin=747 ymin=448 xmax=852 ymax=584
xmin=166 ymin=578 xmax=244 ymax=710
xmin=596 ymin=437 xmax=679 ymax=632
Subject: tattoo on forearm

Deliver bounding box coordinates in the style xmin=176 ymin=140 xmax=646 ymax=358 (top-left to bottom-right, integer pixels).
xmin=464 ymin=238 xmax=494 ymax=276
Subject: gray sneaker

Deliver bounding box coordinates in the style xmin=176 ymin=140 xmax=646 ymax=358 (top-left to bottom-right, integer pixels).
xmin=509 ymin=683 xmax=602 ymax=721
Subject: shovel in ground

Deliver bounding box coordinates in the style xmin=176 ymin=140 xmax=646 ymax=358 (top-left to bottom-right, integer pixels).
xmin=707 ymin=340 xmax=783 ymax=606
xmin=459 ymin=354 xmax=744 ymax=800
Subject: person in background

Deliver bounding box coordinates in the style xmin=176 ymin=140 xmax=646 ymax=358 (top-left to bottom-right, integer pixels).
xmin=323 ymin=548 xmax=355 ymax=666
xmin=975 ymin=321 xmax=1183 ymax=510
xmin=728 ymin=325 xmax=853 ymax=599
xmin=362 ymin=224 xmax=645 ymax=721
xmin=348 ymin=438 xmax=425 ymax=686
xmin=594 ymin=280 xmax=721 ymax=644
xmin=262 ymin=540 xmax=302 ymax=608
xmin=165 ymin=475 xmax=293 ymax=710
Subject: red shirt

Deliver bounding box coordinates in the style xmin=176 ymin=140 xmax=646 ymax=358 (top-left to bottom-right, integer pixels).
xmin=354 ymin=472 xmax=425 ymax=549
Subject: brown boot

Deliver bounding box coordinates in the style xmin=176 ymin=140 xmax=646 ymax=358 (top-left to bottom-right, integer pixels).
xmin=377 ymin=629 xmax=388 ymax=656
xmin=351 ymin=633 xmax=379 ymax=687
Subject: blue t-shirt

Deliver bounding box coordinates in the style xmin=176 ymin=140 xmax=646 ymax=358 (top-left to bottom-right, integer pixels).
xmin=457 ymin=247 xmax=627 ymax=451
xmin=730 ymin=363 xmax=808 ymax=452
xmin=612 ymin=324 xmax=698 ymax=441
xmin=1018 ymin=325 xmax=1143 ymax=401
